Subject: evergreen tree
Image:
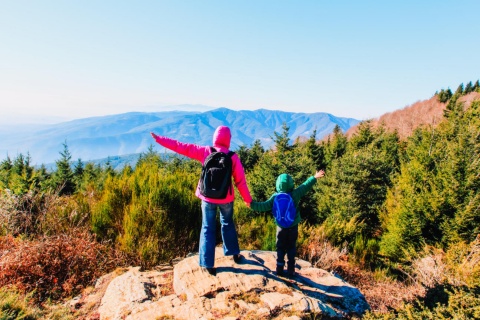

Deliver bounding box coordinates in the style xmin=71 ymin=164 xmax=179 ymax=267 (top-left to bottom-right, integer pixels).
xmin=6 ymin=153 xmax=35 ymax=194
xmin=52 ymin=142 xmax=75 ymax=195
xmin=455 ymin=83 xmax=464 ymax=95
xmin=73 ymin=158 xmax=84 ymax=190
xmin=473 ymin=80 xmax=480 ymax=91
xmin=305 ymin=130 xmax=326 ymax=170
xmin=380 ymin=99 xmax=480 ymax=260
xmin=272 ymin=122 xmax=292 ymax=155
xmin=0 ymin=156 xmax=13 ymax=189
xmin=248 ymin=139 xmax=265 ymax=170
xmin=324 ymin=125 xmax=347 ymax=166
xmin=318 ymin=125 xmax=400 ymax=246
xmin=464 ymin=81 xmax=473 ymax=94
xmin=237 ymin=140 xmax=265 ymax=172
xmin=438 ymin=88 xmax=453 ymax=103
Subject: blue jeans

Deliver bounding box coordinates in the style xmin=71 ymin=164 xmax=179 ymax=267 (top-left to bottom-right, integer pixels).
xmin=199 ymin=201 xmax=240 ymax=268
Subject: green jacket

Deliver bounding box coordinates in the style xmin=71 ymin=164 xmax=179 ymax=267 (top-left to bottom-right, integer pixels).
xmin=250 ymin=174 xmax=317 ymax=227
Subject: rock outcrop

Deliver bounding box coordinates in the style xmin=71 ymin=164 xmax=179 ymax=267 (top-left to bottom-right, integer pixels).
xmin=93 ymin=248 xmax=369 ymax=319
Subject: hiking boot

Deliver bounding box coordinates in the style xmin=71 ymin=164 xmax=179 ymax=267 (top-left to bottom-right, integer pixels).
xmin=287 ymin=265 xmax=295 ymax=278
xmin=276 ymin=265 xmax=285 ymax=277
xmin=202 ymin=267 xmax=216 ymax=276
xmin=233 ymin=254 xmax=243 ymax=263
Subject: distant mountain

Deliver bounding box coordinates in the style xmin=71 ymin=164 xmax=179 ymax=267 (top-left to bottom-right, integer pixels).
xmin=0 ymin=108 xmax=360 ymax=166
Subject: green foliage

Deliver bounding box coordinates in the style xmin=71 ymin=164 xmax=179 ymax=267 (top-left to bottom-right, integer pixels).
xmin=318 ymin=123 xmax=400 ymax=247
xmin=380 ymin=99 xmax=480 ymax=260
xmin=474 ymin=80 xmax=480 ymax=92
xmin=0 ymin=288 xmax=39 ymax=320
xmin=91 ymin=155 xmax=202 ymax=267
xmin=324 ymin=125 xmax=347 ymax=166
xmin=236 ymin=139 xmax=265 ymax=172
xmin=91 ymin=172 xmax=132 ymax=240
xmin=437 ymin=88 xmax=453 ymax=103
xmin=353 ymin=235 xmax=380 ymax=269
xmin=455 ymin=83 xmax=464 ymax=95
xmin=50 ymin=142 xmax=75 ymax=196
xmin=0 ymin=154 xmax=39 ymax=195
xmin=237 ymin=215 xmax=277 ymax=251
xmin=305 ymin=130 xmax=326 ymax=171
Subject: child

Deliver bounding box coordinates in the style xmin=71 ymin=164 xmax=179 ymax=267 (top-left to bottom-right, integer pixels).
xmin=250 ymin=170 xmax=325 ymax=277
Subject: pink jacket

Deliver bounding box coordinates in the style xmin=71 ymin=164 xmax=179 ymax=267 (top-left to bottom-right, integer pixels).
xmin=151 ymin=126 xmax=252 ymax=204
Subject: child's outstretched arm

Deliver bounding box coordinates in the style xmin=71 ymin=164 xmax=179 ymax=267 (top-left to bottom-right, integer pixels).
xmin=293 ymin=169 xmax=326 ymax=198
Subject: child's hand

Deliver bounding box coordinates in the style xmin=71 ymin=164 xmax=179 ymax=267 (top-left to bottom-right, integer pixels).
xmin=245 ymin=201 xmax=251 ymax=208
xmin=314 ymin=170 xmax=325 ymax=179
xmin=150 ymin=132 xmax=159 ymax=140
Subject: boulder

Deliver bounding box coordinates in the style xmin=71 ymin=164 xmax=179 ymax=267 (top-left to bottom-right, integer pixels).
xmin=97 ymin=249 xmax=370 ymax=319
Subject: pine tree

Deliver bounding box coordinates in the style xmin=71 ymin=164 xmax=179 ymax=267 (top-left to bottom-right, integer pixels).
xmin=464 ymin=81 xmax=473 ymax=94
xmin=305 ymin=130 xmax=326 ymax=170
xmin=324 ymin=125 xmax=347 ymax=166
xmin=473 ymin=80 xmax=480 ymax=91
xmin=53 ymin=142 xmax=75 ymax=195
xmin=272 ymin=122 xmax=292 ymax=154
xmin=455 ymin=83 xmax=464 ymax=95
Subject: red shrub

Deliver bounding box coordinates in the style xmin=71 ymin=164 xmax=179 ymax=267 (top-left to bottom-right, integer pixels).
xmin=0 ymin=230 xmax=130 ymax=303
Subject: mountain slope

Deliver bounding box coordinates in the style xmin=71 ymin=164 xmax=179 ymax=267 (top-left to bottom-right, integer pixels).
xmin=1 ymin=108 xmax=359 ymax=165
xmin=346 ymin=92 xmax=480 ymax=139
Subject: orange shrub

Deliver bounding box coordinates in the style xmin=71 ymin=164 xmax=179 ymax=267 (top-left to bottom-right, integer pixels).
xmin=0 ymin=230 xmax=131 ymax=303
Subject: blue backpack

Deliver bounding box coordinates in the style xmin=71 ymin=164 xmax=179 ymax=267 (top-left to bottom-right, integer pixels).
xmin=272 ymin=192 xmax=296 ymax=228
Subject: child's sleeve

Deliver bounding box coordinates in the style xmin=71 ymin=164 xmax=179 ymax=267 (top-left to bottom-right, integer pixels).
xmin=250 ymin=195 xmax=276 ymax=212
xmin=292 ymin=176 xmax=317 ymax=199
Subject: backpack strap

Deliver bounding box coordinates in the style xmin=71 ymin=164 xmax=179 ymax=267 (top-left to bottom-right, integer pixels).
xmin=210 ymin=146 xmax=234 ymax=158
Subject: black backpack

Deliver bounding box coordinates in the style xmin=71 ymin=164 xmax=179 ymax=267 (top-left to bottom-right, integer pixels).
xmin=199 ymin=147 xmax=235 ymax=199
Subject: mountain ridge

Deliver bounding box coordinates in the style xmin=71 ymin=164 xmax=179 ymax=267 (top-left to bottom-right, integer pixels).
xmin=1 ymin=108 xmax=360 ymax=166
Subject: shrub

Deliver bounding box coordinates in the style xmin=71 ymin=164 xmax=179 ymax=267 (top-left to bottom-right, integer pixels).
xmin=0 ymin=230 xmax=130 ymax=302
xmin=0 ymin=190 xmax=43 ymax=236
xmin=297 ymin=225 xmax=347 ymax=271
xmin=0 ymin=287 xmax=39 ymax=320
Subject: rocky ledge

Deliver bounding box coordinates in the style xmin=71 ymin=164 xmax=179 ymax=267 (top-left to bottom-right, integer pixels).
xmin=79 ymin=248 xmax=369 ymax=319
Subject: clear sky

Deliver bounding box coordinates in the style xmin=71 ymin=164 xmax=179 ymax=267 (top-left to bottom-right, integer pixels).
xmin=1 ymin=1 xmax=479 ymax=124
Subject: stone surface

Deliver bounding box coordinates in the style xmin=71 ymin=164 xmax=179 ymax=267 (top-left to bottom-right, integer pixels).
xmin=96 ymin=249 xmax=370 ymax=319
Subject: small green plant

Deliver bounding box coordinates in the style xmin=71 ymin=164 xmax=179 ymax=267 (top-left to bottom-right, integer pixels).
xmin=0 ymin=287 xmax=39 ymax=320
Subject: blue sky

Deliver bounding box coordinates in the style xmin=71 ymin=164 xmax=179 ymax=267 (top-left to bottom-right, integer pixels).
xmin=1 ymin=1 xmax=479 ymax=124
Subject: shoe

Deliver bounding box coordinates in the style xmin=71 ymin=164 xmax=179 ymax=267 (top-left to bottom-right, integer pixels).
xmin=202 ymin=267 xmax=216 ymax=276
xmin=276 ymin=266 xmax=285 ymax=277
xmin=287 ymin=265 xmax=295 ymax=278
xmin=233 ymin=254 xmax=242 ymax=263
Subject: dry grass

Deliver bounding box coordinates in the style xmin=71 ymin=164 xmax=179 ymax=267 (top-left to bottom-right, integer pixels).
xmin=333 ymin=259 xmax=425 ymax=314
xmin=411 ymin=247 xmax=446 ymax=288
xmin=298 ymin=226 xmax=348 ymax=271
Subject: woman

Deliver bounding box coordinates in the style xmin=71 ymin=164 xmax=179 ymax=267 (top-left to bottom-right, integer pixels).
xmin=151 ymin=126 xmax=252 ymax=276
